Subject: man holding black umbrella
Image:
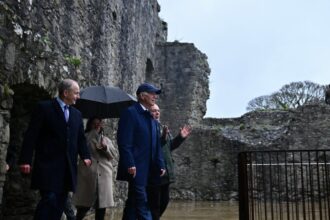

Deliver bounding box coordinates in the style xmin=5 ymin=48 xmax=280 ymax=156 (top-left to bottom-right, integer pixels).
xmin=117 ymin=83 xmax=165 ymax=220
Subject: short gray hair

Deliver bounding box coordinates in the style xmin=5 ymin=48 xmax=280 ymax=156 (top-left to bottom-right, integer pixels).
xmin=137 ymin=91 xmax=148 ymax=101
xmin=58 ymin=79 xmax=76 ymax=95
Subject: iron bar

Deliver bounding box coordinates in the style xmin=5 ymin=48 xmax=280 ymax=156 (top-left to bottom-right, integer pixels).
xmin=238 ymin=150 xmax=330 ymax=220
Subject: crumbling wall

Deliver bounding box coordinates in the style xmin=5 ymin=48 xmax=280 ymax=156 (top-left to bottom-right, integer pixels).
xmin=169 ymin=104 xmax=330 ymax=201
xmin=0 ymin=0 xmax=170 ymax=218
xmin=0 ymin=84 xmax=13 ymax=217
xmin=153 ymin=42 xmax=210 ymax=131
xmin=0 ymin=0 xmax=166 ymax=92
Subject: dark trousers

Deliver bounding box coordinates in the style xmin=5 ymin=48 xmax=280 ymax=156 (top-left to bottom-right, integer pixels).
xmin=122 ymin=183 xmax=152 ymax=220
xmin=76 ymin=195 xmax=106 ymax=220
xmin=147 ymin=184 xmax=170 ymax=220
xmin=76 ymin=206 xmax=106 ymax=220
xmin=64 ymin=193 xmax=76 ymax=220
xmin=34 ymin=191 xmax=68 ymax=220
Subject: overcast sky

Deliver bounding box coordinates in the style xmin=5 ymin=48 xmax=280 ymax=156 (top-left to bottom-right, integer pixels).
xmin=157 ymin=0 xmax=330 ymax=118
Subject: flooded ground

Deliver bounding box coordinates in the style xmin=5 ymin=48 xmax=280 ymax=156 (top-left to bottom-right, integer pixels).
xmin=162 ymin=201 xmax=239 ymax=220
xmin=86 ymin=201 xmax=239 ymax=220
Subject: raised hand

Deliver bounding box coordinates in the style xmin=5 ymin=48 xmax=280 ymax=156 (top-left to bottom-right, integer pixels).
xmin=180 ymin=125 xmax=192 ymax=138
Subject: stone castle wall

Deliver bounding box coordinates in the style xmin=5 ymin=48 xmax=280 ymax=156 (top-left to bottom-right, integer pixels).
xmin=0 ymin=0 xmax=210 ymax=218
xmin=168 ymin=104 xmax=330 ymax=201
xmin=1 ymin=0 xmax=167 ymax=92
xmin=0 ymin=84 xmax=13 ymax=217
xmin=153 ymin=42 xmax=210 ymax=131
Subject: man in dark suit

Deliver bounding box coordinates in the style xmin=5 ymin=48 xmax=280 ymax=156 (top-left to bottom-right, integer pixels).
xmin=19 ymin=79 xmax=92 ymax=220
xmin=117 ymin=83 xmax=165 ymax=220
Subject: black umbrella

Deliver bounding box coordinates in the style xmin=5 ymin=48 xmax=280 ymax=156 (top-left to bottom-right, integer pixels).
xmin=74 ymin=85 xmax=136 ymax=118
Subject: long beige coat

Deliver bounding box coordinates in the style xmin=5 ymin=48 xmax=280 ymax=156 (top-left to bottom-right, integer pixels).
xmin=73 ymin=130 xmax=117 ymax=208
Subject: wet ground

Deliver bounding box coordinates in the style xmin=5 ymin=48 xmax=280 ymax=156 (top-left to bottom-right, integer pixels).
xmin=161 ymin=201 xmax=239 ymax=220
xmin=86 ymin=201 xmax=239 ymax=220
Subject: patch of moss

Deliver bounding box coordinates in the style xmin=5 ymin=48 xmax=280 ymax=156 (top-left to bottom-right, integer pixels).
xmin=64 ymin=55 xmax=82 ymax=68
xmin=3 ymin=84 xmax=14 ymax=97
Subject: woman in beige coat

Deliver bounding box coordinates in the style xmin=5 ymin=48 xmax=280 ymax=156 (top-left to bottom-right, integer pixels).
xmin=73 ymin=117 xmax=117 ymax=220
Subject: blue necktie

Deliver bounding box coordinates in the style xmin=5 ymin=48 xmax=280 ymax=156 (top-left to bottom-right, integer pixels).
xmin=64 ymin=105 xmax=69 ymax=122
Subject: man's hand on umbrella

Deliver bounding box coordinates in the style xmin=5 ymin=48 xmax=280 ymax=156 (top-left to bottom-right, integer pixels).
xmin=83 ymin=159 xmax=92 ymax=167
xmin=128 ymin=166 xmax=136 ymax=178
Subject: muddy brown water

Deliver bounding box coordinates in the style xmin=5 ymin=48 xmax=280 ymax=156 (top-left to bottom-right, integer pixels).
xmin=85 ymin=201 xmax=239 ymax=220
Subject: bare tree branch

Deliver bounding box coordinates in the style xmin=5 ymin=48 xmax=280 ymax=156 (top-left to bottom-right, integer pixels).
xmin=246 ymin=81 xmax=325 ymax=111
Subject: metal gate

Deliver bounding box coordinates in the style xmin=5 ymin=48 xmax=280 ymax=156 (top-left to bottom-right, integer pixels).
xmin=238 ymin=150 xmax=330 ymax=220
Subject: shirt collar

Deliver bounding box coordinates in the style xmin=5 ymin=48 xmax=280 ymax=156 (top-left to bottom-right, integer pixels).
xmin=139 ymin=103 xmax=148 ymax=111
xmin=56 ymin=97 xmax=67 ymax=110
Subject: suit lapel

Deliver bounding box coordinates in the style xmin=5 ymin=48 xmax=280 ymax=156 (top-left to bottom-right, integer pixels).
xmin=52 ymin=99 xmax=67 ymax=124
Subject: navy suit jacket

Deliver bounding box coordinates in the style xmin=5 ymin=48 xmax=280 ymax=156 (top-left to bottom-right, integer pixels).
xmin=116 ymin=102 xmax=165 ymax=186
xmin=19 ymin=99 xmax=91 ymax=193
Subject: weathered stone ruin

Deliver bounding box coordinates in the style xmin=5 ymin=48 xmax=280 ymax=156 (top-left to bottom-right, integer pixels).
xmin=0 ymin=0 xmax=210 ymax=218
xmin=1 ymin=0 xmax=330 ymax=219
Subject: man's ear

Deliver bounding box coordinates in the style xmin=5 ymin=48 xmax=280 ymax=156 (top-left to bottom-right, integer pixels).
xmin=139 ymin=93 xmax=146 ymax=101
xmin=63 ymin=89 xmax=69 ymax=98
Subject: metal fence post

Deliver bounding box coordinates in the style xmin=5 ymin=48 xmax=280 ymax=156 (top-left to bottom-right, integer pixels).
xmin=238 ymin=152 xmax=249 ymax=220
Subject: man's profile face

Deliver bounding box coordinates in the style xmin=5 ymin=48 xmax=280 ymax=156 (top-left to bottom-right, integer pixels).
xmin=141 ymin=92 xmax=158 ymax=108
xmin=150 ymin=104 xmax=160 ymax=120
xmin=64 ymin=82 xmax=80 ymax=105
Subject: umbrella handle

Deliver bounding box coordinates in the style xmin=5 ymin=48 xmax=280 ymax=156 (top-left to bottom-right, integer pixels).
xmin=99 ymin=127 xmax=104 ymax=135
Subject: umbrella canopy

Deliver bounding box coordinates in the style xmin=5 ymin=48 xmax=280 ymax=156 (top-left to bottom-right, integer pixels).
xmin=74 ymin=85 xmax=137 ymax=118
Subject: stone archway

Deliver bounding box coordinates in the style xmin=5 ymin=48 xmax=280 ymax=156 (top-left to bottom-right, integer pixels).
xmin=145 ymin=58 xmax=154 ymax=81
xmin=2 ymin=83 xmax=50 ymax=219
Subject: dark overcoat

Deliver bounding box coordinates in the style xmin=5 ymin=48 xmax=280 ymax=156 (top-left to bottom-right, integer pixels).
xmin=116 ymin=102 xmax=164 ymax=186
xmin=19 ymin=99 xmax=91 ymax=192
